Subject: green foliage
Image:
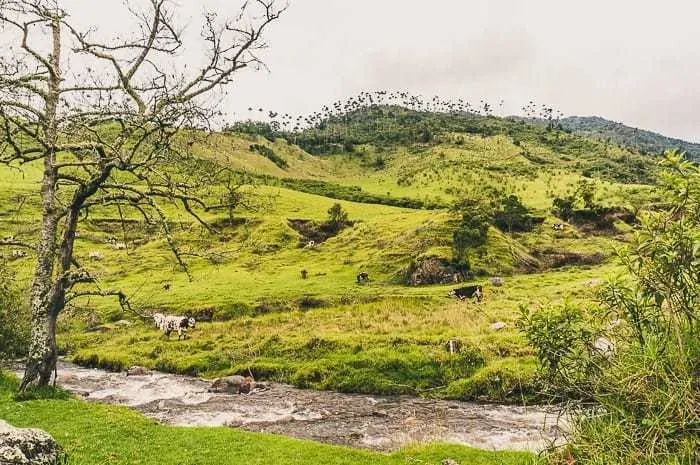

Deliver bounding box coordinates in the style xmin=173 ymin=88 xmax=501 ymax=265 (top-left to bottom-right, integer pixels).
xmin=516 ymin=303 xmax=595 ymax=384
xmin=494 ymin=195 xmax=536 ymax=232
xmin=451 ymin=197 xmax=494 ymax=266
xmin=0 ymin=265 xmax=27 ymax=361
xmin=560 ymin=115 xmax=700 ymax=162
xmin=225 ymin=120 xmax=278 ymax=141
xmin=248 ymin=172 xmax=444 ymax=209
xmin=250 ymin=143 xmax=289 ymax=169
xmin=327 ymin=203 xmax=349 ymax=226
xmin=552 ymin=179 xmax=600 ymax=220
xmin=525 ymin=151 xmax=700 ymax=465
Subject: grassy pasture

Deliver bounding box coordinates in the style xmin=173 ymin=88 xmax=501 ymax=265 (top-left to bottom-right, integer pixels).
xmin=1 ymin=119 xmax=645 ymax=403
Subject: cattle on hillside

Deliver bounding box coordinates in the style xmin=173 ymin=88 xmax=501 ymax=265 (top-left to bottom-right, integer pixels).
xmin=448 ymin=285 xmax=483 ymax=302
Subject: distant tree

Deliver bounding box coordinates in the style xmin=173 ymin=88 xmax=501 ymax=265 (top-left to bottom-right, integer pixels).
xmin=327 ymin=203 xmax=349 ymax=227
xmin=451 ymin=198 xmax=493 ymax=267
xmin=494 ymin=194 xmax=533 ymax=233
xmin=0 ymin=0 xmax=286 ymax=389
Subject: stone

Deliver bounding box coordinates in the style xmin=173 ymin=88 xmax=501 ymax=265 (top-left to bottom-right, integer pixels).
xmin=442 ymin=459 xmax=460 ymax=465
xmin=0 ymin=420 xmax=63 ymax=465
xmin=490 ymin=276 xmax=505 ymax=287
xmin=490 ymin=321 xmax=507 ymax=331
xmin=125 ymin=366 xmax=151 ymax=376
xmin=592 ymin=337 xmax=615 ymax=358
xmin=114 ymin=320 xmax=133 ymax=328
xmin=208 ymin=375 xmax=254 ymax=394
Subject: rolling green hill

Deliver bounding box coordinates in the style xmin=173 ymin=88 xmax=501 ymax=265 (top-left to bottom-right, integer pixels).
xmin=1 ymin=109 xmax=662 ymax=403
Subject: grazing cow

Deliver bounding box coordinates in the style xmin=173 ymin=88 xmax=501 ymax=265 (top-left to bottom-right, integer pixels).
xmin=356 ymin=272 xmax=369 ymax=283
xmin=448 ymin=285 xmax=483 ymax=302
xmin=300 ymin=269 xmax=308 ymax=279
xmin=152 ymin=312 xmax=165 ymax=329
xmin=10 ymin=250 xmax=27 ymax=258
xmin=305 ymin=240 xmax=316 ymax=249
xmin=153 ymin=313 xmax=196 ymax=340
xmin=444 ymin=338 xmax=462 ymax=354
xmin=552 ymin=224 xmax=565 ymax=231
xmin=162 ymin=283 xmax=171 ymax=291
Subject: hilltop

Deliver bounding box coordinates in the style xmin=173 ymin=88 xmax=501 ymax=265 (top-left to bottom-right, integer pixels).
xmin=559 ymin=115 xmax=700 ymax=161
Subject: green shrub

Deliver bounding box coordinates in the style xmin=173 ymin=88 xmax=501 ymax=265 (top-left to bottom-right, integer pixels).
xmin=0 ymin=267 xmax=28 ymax=361
xmin=525 ymin=152 xmax=700 ymax=464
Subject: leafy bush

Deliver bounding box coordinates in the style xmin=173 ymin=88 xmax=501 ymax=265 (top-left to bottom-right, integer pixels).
xmin=494 ymin=195 xmax=536 ymax=232
xmin=451 ymin=197 xmax=494 ymax=267
xmin=326 ymin=203 xmax=348 ymax=230
xmin=0 ymin=266 xmax=28 ymax=361
xmin=524 ymin=151 xmax=700 ymax=464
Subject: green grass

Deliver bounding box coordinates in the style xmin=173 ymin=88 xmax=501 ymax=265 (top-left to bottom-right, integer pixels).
xmin=0 ymin=372 xmax=535 ymax=465
xmin=1 ymin=113 xmax=645 ymax=403
xmin=62 ymin=264 xmax=610 ymax=402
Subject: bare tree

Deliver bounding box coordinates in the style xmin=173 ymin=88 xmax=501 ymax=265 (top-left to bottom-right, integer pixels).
xmin=0 ymin=0 xmax=286 ymax=389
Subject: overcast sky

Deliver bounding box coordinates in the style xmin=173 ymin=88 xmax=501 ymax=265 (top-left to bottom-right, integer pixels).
xmin=67 ymin=1 xmax=700 ymax=141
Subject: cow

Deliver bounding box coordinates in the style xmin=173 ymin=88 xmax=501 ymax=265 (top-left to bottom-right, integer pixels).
xmin=444 ymin=338 xmax=463 ymax=354
xmin=356 ymin=272 xmax=369 ymax=283
xmin=552 ymin=224 xmax=565 ymax=231
xmin=448 ymin=285 xmax=483 ymax=302
xmin=153 ymin=313 xmax=196 ymax=340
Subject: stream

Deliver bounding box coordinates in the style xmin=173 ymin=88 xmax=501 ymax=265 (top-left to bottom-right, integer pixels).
xmin=14 ymin=362 xmax=566 ymax=452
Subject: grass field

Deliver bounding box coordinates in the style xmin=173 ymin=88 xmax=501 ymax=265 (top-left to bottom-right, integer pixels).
xmin=1 ymin=111 xmax=654 ymax=404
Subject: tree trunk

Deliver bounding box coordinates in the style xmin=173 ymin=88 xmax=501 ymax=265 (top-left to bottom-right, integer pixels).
xmin=21 ymin=13 xmax=62 ymax=391
xmin=20 ymin=307 xmax=58 ymax=389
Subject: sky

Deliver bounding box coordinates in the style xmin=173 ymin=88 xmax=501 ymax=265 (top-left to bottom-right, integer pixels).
xmin=55 ymin=0 xmax=700 ymax=142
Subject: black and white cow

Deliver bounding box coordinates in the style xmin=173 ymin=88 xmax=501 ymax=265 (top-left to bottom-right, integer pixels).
xmin=357 ymin=272 xmax=369 ymax=283
xmin=153 ymin=312 xmax=196 ymax=340
xmin=448 ymin=285 xmax=483 ymax=302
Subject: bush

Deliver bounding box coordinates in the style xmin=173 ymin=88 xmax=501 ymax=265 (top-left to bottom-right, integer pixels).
xmin=524 ymin=151 xmax=700 ymax=464
xmin=494 ymin=195 xmax=536 ymax=232
xmin=0 ymin=267 xmax=28 ymax=361
xmin=451 ymin=198 xmax=493 ymax=265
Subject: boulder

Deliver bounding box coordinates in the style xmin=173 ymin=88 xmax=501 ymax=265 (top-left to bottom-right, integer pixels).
xmin=0 ymin=420 xmax=64 ymax=465
xmin=592 ymin=336 xmax=615 ymax=358
xmin=490 ymin=276 xmax=505 ymax=287
xmin=208 ymin=376 xmax=254 ymax=394
xmin=125 ymin=366 xmax=151 ymax=376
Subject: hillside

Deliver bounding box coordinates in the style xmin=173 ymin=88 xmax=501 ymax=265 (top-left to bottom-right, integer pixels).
xmin=1 ymin=109 xmax=662 ymax=404
xmin=559 ymin=115 xmax=700 ymax=161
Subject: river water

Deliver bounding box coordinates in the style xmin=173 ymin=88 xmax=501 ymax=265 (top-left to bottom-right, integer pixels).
xmin=14 ymin=362 xmax=566 ymax=452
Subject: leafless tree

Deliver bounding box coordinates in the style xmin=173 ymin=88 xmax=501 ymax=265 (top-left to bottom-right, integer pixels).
xmin=0 ymin=0 xmax=286 ymax=389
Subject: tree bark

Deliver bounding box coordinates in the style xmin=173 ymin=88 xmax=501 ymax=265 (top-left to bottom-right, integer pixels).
xmin=21 ymin=13 xmax=62 ymax=390
xmin=20 ymin=305 xmax=58 ymax=389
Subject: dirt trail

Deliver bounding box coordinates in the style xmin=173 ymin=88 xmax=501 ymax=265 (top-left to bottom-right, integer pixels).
xmin=15 ymin=362 xmax=566 ymax=452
